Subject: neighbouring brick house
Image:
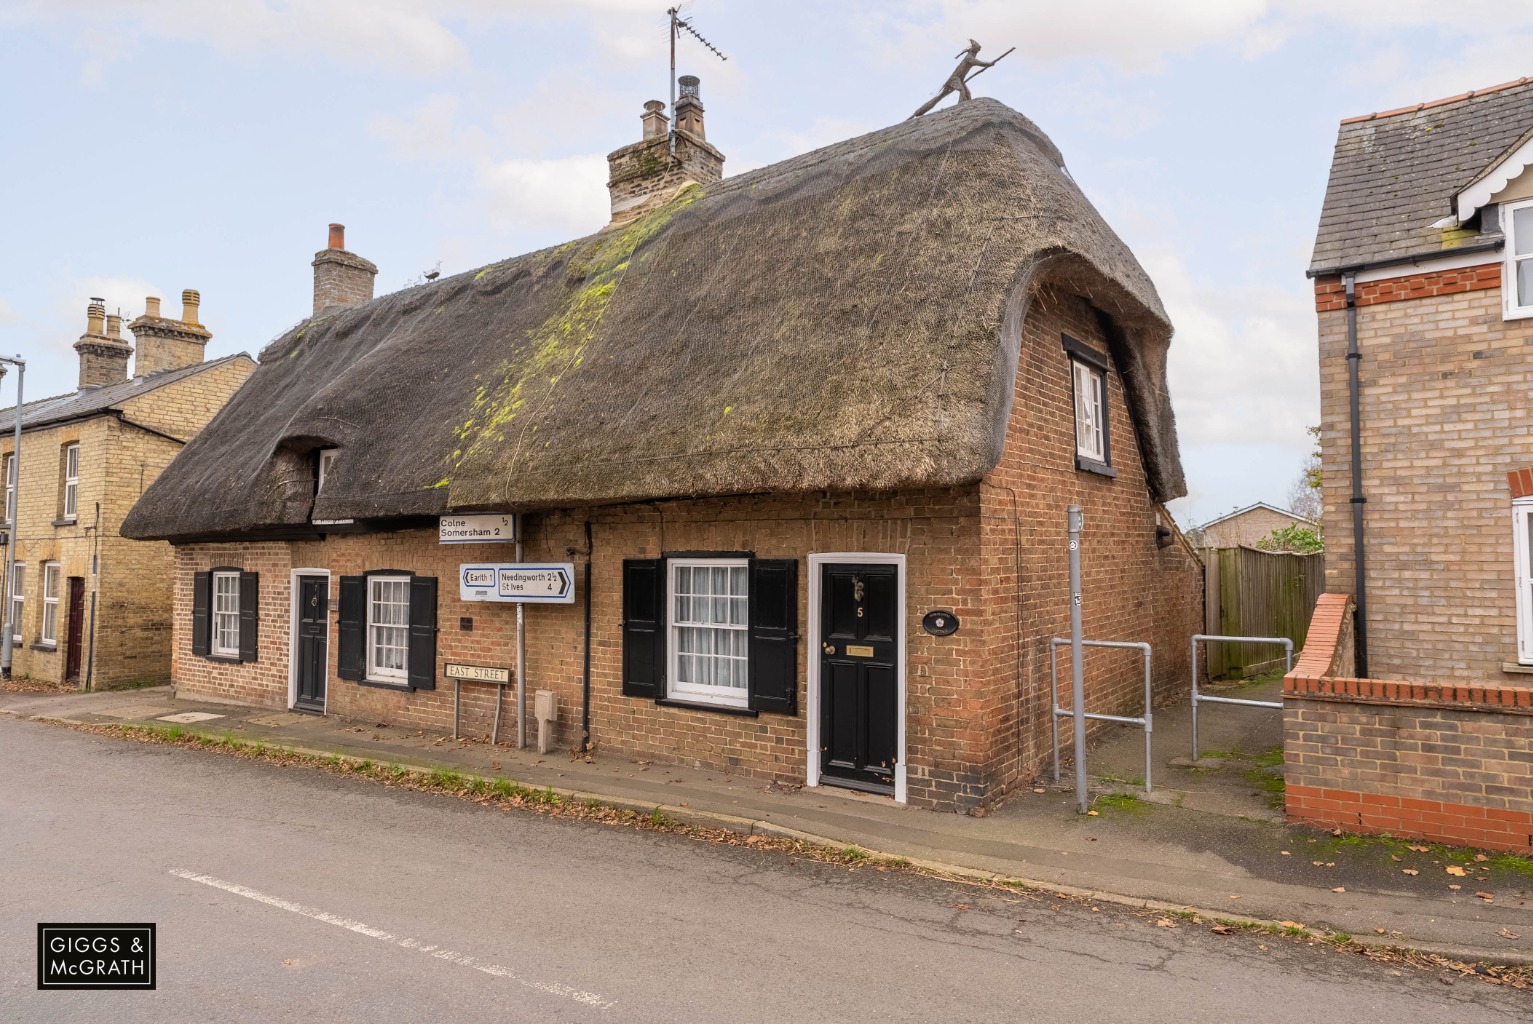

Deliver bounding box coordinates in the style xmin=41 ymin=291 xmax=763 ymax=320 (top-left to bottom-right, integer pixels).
xmin=1191 ymin=502 xmax=1312 ymax=550
xmin=0 ymin=294 xmax=253 ymax=687
xmin=122 ymin=91 xmax=1202 ymax=810
xmin=1286 ymin=79 xmax=1533 ymax=851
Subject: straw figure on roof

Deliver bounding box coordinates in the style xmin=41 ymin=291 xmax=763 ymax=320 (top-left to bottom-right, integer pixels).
xmin=910 ymin=40 xmax=1010 ymax=118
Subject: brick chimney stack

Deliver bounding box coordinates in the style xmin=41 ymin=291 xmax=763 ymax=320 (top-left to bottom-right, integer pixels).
xmin=311 ymin=223 xmax=378 ymax=314
xmin=605 ymin=78 xmax=724 ymax=231
xmin=74 ymin=298 xmax=134 ymax=389
xmin=129 ymin=290 xmax=211 ymax=377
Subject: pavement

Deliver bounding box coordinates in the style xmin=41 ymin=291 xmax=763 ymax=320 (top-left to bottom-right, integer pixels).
xmin=8 ymin=717 xmax=1527 ymax=1022
xmin=3 ymin=680 xmax=1530 ymax=966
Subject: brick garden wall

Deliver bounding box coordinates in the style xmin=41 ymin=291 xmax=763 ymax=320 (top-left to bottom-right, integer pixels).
xmin=1284 ymin=594 xmax=1533 ymax=852
xmin=1313 ymin=268 xmax=1533 ymax=681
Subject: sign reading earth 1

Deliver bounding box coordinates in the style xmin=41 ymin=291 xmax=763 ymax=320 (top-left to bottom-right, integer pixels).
xmin=438 ymin=515 xmax=516 ymax=544
xmin=459 ymin=564 xmax=576 ymax=604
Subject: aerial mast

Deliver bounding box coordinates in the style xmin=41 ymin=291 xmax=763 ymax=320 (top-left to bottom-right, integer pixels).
xmin=665 ymin=5 xmax=727 ymax=161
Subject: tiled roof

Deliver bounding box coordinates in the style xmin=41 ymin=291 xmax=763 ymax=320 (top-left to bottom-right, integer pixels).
xmin=1309 ymin=78 xmax=1533 ymax=276
xmin=0 ymin=354 xmax=251 ymax=434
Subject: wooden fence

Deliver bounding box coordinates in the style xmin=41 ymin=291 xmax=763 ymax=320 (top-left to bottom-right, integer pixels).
xmin=1201 ymin=546 xmax=1325 ymax=679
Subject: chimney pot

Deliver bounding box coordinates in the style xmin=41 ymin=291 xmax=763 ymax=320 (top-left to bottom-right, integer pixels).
xmin=86 ymin=300 xmax=106 ymax=336
xmin=106 ymin=313 xmax=123 ymax=338
xmin=312 ymin=223 xmax=378 ymax=313
xmin=641 ymin=99 xmax=668 ymax=140
xmin=329 ymin=223 xmax=346 ymax=250
xmin=181 ymin=288 xmax=201 ymax=325
xmin=145 ymin=296 xmax=162 ymax=318
xmin=678 ymin=75 xmax=700 ymax=99
xmin=674 ymin=76 xmax=706 ymax=140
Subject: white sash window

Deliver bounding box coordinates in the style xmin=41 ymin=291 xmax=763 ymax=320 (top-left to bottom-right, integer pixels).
xmin=1515 ymin=499 xmax=1533 ymax=665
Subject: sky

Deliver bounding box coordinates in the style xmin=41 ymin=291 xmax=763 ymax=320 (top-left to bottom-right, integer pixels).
xmin=2 ymin=1 xmax=1531 ymax=529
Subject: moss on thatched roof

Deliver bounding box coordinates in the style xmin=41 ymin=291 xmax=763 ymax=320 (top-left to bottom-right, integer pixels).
xmin=122 ymin=98 xmax=1183 ymax=542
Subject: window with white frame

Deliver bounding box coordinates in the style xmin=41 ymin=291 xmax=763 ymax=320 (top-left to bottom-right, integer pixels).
xmin=40 ymin=562 xmax=59 ymax=645
xmin=62 ymin=443 xmax=79 ymax=521
xmin=4 ymin=453 xmax=14 ymax=526
xmin=1515 ymin=499 xmax=1533 ymax=665
xmin=667 ymin=559 xmax=750 ymax=708
xmin=211 ymin=571 xmax=241 ymax=658
xmin=9 ymin=562 xmax=23 ymax=643
xmin=317 ymin=448 xmax=337 ymax=494
xmin=367 ymin=575 xmax=411 ymax=683
xmin=1072 ymin=360 xmax=1106 ymax=463
xmin=1507 ymin=200 xmax=1533 ymax=319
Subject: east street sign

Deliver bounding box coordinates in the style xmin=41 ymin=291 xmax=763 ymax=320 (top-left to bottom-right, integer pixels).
xmin=439 ymin=515 xmax=516 ymax=544
xmin=459 ymin=564 xmax=576 ymax=604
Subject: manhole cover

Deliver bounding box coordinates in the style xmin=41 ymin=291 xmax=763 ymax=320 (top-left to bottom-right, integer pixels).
xmin=157 ymin=712 xmax=225 ymax=724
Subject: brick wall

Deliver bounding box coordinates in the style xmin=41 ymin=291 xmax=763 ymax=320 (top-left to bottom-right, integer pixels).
xmin=1284 ymin=594 xmax=1533 ymax=852
xmin=1314 ymin=268 xmax=1533 ymax=681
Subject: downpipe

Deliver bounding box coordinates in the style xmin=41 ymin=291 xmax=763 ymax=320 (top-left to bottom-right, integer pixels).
xmin=1344 ymin=272 xmax=1369 ymax=677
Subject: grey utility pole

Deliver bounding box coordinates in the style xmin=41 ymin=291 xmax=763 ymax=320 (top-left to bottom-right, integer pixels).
xmin=1067 ymin=504 xmax=1087 ymax=814
xmin=0 ymin=356 xmax=24 ymax=679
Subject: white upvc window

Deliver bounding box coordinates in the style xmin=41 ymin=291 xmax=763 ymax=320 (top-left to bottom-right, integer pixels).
xmin=4 ymin=453 xmax=14 ymax=526
xmin=62 ymin=443 xmax=79 ymax=521
xmin=40 ymin=562 xmax=59 ymax=645
xmin=317 ymin=448 xmax=337 ymax=494
xmin=1506 ymin=200 xmax=1533 ymax=320
xmin=667 ymin=559 xmax=749 ymax=708
xmin=211 ymin=571 xmax=241 ymax=658
xmin=367 ymin=575 xmax=411 ymax=683
xmin=1072 ymin=360 xmax=1106 ymax=463
xmin=1515 ymin=499 xmax=1533 ymax=665
xmin=9 ymin=562 xmax=23 ymax=643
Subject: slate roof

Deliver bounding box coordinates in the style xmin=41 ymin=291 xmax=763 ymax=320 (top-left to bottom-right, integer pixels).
xmin=0 ymin=354 xmax=253 ymax=435
xmin=123 ymin=99 xmax=1186 ymax=542
xmin=1309 ymin=78 xmax=1533 ymax=276
xmin=1195 ymin=501 xmax=1309 ymax=531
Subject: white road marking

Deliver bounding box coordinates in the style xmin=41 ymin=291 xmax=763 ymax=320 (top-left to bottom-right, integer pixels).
xmin=169 ymin=868 xmax=612 ymax=1010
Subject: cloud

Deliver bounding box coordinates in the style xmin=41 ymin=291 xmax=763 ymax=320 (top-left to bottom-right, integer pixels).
xmin=475 ymin=155 xmax=610 ymax=237
xmin=1144 ymin=246 xmax=1318 ymax=453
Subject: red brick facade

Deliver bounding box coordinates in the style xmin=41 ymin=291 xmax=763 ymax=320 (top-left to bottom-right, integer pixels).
xmin=1284 ymin=595 xmax=1533 ymax=852
xmin=167 ymin=282 xmax=1202 ymax=810
xmin=1312 ymin=262 xmax=1501 ymax=312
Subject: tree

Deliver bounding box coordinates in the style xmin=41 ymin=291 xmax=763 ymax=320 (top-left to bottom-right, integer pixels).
xmin=1286 ymin=425 xmax=1322 ymax=522
xmin=1256 ymin=522 xmax=1324 ymax=554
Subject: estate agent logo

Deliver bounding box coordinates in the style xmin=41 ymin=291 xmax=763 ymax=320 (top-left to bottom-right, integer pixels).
xmin=37 ymin=923 xmax=156 ymax=990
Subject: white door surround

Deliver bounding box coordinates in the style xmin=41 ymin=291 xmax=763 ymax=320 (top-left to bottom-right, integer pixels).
xmin=805 ymin=552 xmax=908 ymax=804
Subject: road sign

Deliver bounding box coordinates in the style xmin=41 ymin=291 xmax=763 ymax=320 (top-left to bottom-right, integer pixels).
xmin=439 ymin=514 xmax=516 ymax=544
xmin=459 ymin=563 xmax=576 ymax=604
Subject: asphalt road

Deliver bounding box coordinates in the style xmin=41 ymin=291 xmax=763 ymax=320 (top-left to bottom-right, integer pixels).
xmin=1 ymin=717 xmax=1525 ymax=1023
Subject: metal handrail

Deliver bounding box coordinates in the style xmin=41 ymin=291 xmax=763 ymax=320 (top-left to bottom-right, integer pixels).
xmin=1049 ymin=638 xmax=1154 ymax=795
xmin=1189 ymin=633 xmax=1292 ymax=760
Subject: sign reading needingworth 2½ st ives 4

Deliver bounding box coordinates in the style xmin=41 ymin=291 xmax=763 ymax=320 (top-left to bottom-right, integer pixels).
xmin=459 ymin=564 xmax=576 ymax=604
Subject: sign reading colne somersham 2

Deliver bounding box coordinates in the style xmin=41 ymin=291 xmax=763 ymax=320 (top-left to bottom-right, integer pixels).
xmin=459 ymin=564 xmax=576 ymax=604
xmin=438 ymin=515 xmax=516 ymax=544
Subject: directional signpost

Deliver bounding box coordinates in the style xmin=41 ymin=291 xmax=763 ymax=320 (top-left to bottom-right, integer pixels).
xmin=459 ymin=563 xmax=576 ymax=604
xmin=439 ymin=515 xmax=517 ymax=544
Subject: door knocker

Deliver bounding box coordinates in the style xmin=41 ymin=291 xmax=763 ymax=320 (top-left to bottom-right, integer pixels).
xmin=852 ymin=577 xmax=865 ymax=602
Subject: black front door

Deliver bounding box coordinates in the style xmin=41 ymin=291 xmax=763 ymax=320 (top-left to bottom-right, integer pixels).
xmin=295 ymin=576 xmax=328 ymax=712
xmin=819 ymin=563 xmax=899 ymax=794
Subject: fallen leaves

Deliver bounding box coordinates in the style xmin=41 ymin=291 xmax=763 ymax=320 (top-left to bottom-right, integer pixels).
xmin=1155 ymin=917 xmax=1177 ymax=928
xmin=1407 ymin=844 xmax=1429 ymax=852
xmin=1499 ymin=928 xmax=1522 ymax=940
xmin=1331 ymin=886 xmax=1346 ymax=893
xmin=1446 ymin=865 xmax=1467 ymax=877
xmin=1474 ymin=853 xmax=1490 ymax=863
xmin=1475 ymin=892 xmax=1495 ymax=902
xmin=1211 ymin=924 xmax=1236 ymax=935
xmin=1279 ymin=921 xmax=1306 ymax=930
xmin=1402 ymin=868 xmax=1419 ymax=876
xmin=1448 ymin=884 xmax=1462 ymax=891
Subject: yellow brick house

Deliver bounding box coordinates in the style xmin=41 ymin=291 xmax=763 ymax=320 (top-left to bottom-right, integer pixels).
xmin=0 ymin=292 xmax=253 ymax=687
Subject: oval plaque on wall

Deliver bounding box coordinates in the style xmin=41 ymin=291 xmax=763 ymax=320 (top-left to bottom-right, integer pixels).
xmin=922 ymin=610 xmax=959 ymax=636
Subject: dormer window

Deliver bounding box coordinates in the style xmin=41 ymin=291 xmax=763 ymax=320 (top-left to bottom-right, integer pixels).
xmin=313 ymin=448 xmax=353 ymax=526
xmin=1506 ymin=199 xmax=1533 ymax=320
xmin=317 ymin=448 xmax=338 ymax=494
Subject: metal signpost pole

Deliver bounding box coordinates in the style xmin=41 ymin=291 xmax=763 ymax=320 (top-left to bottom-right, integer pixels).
xmin=515 ymin=514 xmax=527 ymax=749
xmin=1067 ymin=505 xmax=1087 ymax=814
xmin=0 ymin=357 xmax=23 ymax=680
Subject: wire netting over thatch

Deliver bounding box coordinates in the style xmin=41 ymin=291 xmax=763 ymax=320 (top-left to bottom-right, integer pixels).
xmin=122 ymin=98 xmax=1184 ymax=542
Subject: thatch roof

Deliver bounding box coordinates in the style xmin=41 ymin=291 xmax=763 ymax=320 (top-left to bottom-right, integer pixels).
xmin=123 ymin=98 xmax=1184 ymax=542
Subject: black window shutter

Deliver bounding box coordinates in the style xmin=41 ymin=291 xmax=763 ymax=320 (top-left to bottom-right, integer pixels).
xmin=337 ymin=575 xmax=365 ymax=680
xmin=407 ymin=576 xmax=438 ymax=690
xmin=747 ymin=558 xmax=799 ymax=714
xmin=621 ymin=559 xmax=664 ymax=698
xmin=191 ymin=571 xmax=211 ymax=657
xmin=238 ymin=571 xmax=260 ymax=663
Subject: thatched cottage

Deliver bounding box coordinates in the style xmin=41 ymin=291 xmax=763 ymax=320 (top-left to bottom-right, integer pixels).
xmin=122 ymin=89 xmax=1201 ymax=809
